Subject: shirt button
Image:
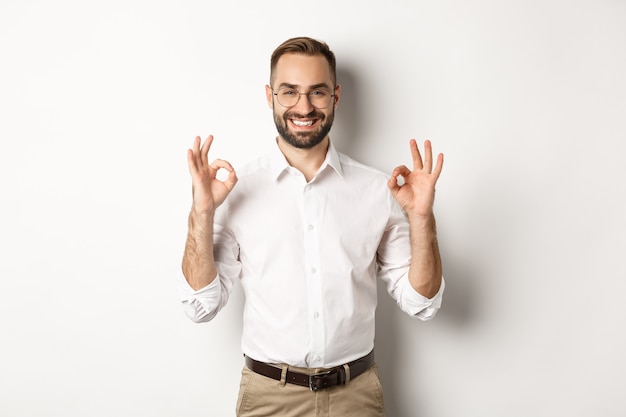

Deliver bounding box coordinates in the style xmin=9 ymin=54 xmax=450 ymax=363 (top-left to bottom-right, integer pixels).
xmin=308 ymin=224 xmax=314 ymax=230
xmin=314 ymin=312 xmax=320 ymax=318
xmin=311 ymin=267 xmax=317 ymax=274
xmin=315 ymin=356 xmax=321 ymax=362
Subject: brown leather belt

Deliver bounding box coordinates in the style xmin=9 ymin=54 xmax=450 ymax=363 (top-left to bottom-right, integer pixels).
xmin=245 ymin=351 xmax=375 ymax=392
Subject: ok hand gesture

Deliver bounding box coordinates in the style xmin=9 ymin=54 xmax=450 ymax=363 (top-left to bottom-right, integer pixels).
xmin=388 ymin=139 xmax=443 ymax=219
xmin=187 ymin=135 xmax=238 ymax=213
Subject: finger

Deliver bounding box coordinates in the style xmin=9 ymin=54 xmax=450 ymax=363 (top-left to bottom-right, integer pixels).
xmin=432 ymin=152 xmax=444 ymax=181
xmin=211 ymin=159 xmax=238 ymax=190
xmin=187 ymin=148 xmax=198 ymax=175
xmin=389 ymin=164 xmax=410 ymax=190
xmin=387 ymin=176 xmax=400 ymax=193
xmin=224 ymin=168 xmax=238 ymax=190
xmin=410 ymin=139 xmax=423 ymax=171
xmin=387 ymin=170 xmax=403 ymax=192
xmin=391 ymin=164 xmax=412 ymax=178
xmin=190 ymin=136 xmax=203 ymax=168
xmin=391 ymin=165 xmax=411 ymax=181
xmin=192 ymin=136 xmax=201 ymax=153
xmin=423 ymin=140 xmax=433 ymax=173
xmin=200 ymin=135 xmax=214 ymax=168
xmin=210 ymin=158 xmax=235 ymax=172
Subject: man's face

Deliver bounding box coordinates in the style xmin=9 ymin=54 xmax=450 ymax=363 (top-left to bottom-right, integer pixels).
xmin=266 ymin=54 xmax=340 ymax=149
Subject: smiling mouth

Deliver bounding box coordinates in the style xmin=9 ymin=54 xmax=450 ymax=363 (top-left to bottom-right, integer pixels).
xmin=291 ymin=119 xmax=315 ymax=127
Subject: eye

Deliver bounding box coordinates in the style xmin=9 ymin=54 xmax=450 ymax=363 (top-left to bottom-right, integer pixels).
xmin=279 ymin=88 xmax=298 ymax=96
xmin=310 ymin=89 xmax=329 ymax=97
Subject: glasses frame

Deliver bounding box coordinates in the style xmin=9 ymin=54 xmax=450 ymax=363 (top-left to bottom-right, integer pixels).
xmin=272 ymin=86 xmax=337 ymax=109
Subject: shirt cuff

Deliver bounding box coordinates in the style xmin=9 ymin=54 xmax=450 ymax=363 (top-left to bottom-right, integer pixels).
xmin=401 ymin=276 xmax=445 ymax=320
xmin=176 ymin=273 xmax=222 ymax=323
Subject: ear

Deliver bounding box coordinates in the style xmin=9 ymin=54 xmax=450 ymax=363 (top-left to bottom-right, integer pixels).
xmin=265 ymin=85 xmax=274 ymax=109
xmin=333 ymin=84 xmax=341 ymax=109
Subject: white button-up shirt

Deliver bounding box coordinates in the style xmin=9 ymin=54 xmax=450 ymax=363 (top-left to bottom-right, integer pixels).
xmin=177 ymin=141 xmax=444 ymax=368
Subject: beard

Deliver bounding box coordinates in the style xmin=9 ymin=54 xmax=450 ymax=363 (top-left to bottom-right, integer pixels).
xmin=274 ymin=108 xmax=334 ymax=149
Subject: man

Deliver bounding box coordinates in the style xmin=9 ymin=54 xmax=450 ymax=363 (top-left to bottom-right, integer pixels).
xmin=178 ymin=37 xmax=444 ymax=417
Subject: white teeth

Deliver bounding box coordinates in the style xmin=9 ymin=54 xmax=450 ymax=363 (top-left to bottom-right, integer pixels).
xmin=292 ymin=120 xmax=313 ymax=127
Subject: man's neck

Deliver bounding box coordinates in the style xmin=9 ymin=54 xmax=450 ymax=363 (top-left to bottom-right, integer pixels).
xmin=277 ymin=136 xmax=330 ymax=182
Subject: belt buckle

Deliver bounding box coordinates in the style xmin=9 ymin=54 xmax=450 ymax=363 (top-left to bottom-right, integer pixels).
xmin=309 ymin=370 xmax=333 ymax=392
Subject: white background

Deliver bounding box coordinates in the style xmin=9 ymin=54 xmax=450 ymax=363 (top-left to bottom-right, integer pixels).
xmin=1 ymin=1 xmax=625 ymax=416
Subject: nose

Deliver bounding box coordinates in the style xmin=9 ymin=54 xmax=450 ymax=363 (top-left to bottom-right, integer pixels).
xmin=293 ymin=92 xmax=315 ymax=113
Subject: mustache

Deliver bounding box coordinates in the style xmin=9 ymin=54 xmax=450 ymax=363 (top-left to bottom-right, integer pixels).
xmin=283 ymin=109 xmax=325 ymax=120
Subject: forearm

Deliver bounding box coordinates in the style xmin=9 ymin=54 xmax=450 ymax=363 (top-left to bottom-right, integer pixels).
xmin=182 ymin=208 xmax=218 ymax=291
xmin=407 ymin=213 xmax=442 ymax=299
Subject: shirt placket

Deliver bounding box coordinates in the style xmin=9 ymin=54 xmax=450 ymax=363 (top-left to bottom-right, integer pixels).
xmin=302 ymin=182 xmax=325 ymax=367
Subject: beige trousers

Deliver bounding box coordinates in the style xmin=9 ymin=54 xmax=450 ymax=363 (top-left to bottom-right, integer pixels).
xmin=236 ymin=363 xmax=386 ymax=417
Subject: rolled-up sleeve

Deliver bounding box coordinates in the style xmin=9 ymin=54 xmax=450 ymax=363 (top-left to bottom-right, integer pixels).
xmin=177 ymin=207 xmax=241 ymax=323
xmin=177 ymin=274 xmax=226 ymax=323
xmin=398 ymin=276 xmax=445 ymax=320
xmin=377 ymin=195 xmax=445 ymax=321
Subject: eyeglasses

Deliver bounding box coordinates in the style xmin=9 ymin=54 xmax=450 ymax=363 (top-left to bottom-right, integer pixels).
xmin=272 ymin=87 xmax=336 ymax=109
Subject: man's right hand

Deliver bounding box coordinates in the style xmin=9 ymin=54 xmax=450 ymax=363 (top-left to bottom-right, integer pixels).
xmin=187 ymin=135 xmax=238 ymax=213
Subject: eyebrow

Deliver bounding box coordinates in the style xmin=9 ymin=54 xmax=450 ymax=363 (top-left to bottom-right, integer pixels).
xmin=277 ymin=82 xmax=333 ymax=90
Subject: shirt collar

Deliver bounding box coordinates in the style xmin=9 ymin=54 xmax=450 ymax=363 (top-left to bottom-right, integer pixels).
xmin=270 ymin=139 xmax=344 ymax=180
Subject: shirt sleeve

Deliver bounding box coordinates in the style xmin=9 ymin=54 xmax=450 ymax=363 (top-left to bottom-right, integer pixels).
xmin=176 ymin=273 xmax=224 ymax=323
xmin=397 ymin=275 xmax=445 ymax=320
xmin=376 ymin=194 xmax=445 ymax=321
xmin=177 ymin=206 xmax=241 ymax=323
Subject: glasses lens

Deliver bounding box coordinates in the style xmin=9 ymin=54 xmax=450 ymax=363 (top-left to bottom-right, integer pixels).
xmin=309 ymin=89 xmax=332 ymax=108
xmin=276 ymin=88 xmax=332 ymax=108
xmin=276 ymin=88 xmax=299 ymax=107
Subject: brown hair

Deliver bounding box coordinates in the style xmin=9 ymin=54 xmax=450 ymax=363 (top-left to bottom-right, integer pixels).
xmin=270 ymin=37 xmax=337 ymax=86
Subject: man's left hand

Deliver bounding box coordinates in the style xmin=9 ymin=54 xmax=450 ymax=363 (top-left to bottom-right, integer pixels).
xmin=388 ymin=139 xmax=444 ymax=218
